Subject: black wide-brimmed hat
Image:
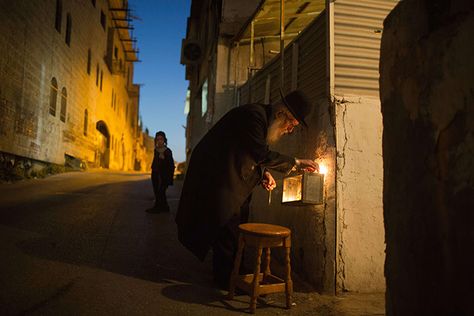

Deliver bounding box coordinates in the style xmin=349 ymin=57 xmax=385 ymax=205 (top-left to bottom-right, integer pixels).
xmin=279 ymin=89 xmax=311 ymax=127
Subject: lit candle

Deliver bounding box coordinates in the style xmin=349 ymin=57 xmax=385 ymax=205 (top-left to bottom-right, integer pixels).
xmin=318 ymin=164 xmax=328 ymax=175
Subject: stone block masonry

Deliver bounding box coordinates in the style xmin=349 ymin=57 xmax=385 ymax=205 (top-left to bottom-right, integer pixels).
xmin=0 ymin=0 xmax=142 ymax=171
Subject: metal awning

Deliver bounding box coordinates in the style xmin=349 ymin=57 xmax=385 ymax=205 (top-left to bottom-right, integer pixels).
xmin=235 ymin=0 xmax=325 ymax=44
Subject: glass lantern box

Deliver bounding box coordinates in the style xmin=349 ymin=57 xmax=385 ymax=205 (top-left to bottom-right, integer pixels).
xmin=282 ymin=172 xmax=324 ymax=205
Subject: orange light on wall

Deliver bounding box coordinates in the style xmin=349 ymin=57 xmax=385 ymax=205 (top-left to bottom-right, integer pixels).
xmin=282 ymin=171 xmax=324 ymax=205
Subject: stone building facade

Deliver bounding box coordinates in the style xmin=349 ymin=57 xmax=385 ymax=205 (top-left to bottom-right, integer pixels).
xmin=183 ymin=0 xmax=398 ymax=294
xmin=0 ymin=0 xmax=147 ymax=173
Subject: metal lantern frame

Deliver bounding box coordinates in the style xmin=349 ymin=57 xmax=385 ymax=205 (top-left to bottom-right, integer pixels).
xmin=282 ymin=171 xmax=324 ymax=205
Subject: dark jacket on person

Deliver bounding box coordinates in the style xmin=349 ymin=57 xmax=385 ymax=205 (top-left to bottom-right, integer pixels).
xmin=151 ymin=147 xmax=175 ymax=186
xmin=176 ymin=103 xmax=296 ymax=261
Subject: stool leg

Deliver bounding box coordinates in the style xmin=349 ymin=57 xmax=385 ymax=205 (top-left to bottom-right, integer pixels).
xmin=263 ymin=248 xmax=271 ymax=281
xmin=284 ymin=238 xmax=293 ymax=309
xmin=250 ymin=247 xmax=263 ymax=314
xmin=228 ymin=234 xmax=245 ymax=300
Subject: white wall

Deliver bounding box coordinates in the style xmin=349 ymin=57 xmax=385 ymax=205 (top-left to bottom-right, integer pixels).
xmin=335 ymin=95 xmax=385 ymax=292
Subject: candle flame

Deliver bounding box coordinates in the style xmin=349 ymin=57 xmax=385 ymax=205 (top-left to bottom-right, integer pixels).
xmin=319 ymin=164 xmax=328 ymax=175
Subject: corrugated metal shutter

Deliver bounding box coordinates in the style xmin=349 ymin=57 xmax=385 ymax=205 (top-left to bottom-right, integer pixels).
xmin=267 ymin=58 xmax=281 ymax=104
xmin=239 ymin=81 xmax=250 ymax=105
xmin=249 ymin=69 xmax=267 ymax=104
xmin=334 ymin=0 xmax=398 ymax=96
xmin=297 ymin=10 xmax=327 ymax=102
xmin=238 ymin=9 xmax=328 ymax=106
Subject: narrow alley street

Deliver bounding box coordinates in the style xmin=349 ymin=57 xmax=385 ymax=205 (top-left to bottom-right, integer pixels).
xmin=0 ymin=171 xmax=384 ymax=315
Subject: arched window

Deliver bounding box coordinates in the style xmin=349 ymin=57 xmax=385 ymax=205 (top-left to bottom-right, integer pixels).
xmin=49 ymin=78 xmax=58 ymax=116
xmin=83 ymin=109 xmax=88 ymax=136
xmin=55 ymin=0 xmax=62 ymax=32
xmin=87 ymin=49 xmax=91 ymax=74
xmin=65 ymin=13 xmax=72 ymax=46
xmin=60 ymin=87 xmax=67 ymax=122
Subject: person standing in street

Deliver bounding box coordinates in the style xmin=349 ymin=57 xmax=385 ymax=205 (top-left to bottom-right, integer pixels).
xmin=147 ymin=131 xmax=175 ymax=213
xmin=176 ymin=89 xmax=318 ymax=289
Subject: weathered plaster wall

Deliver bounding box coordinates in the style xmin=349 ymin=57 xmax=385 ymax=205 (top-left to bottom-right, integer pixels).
xmin=380 ymin=1 xmax=474 ymax=315
xmin=251 ymin=97 xmax=336 ymax=293
xmin=334 ymin=95 xmax=385 ymax=292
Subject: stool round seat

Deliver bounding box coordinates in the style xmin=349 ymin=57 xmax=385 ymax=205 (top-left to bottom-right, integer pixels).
xmin=239 ymin=223 xmax=290 ymax=237
xmin=228 ymin=222 xmax=293 ymax=313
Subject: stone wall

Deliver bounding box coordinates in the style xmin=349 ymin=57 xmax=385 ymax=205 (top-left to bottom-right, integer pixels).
xmin=0 ymin=0 xmax=139 ymax=171
xmin=380 ymin=1 xmax=474 ymax=314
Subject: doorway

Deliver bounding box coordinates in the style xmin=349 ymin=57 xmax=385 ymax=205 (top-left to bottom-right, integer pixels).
xmin=96 ymin=120 xmax=110 ymax=168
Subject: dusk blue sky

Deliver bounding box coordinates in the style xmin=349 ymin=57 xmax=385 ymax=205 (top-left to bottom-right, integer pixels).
xmin=132 ymin=0 xmax=191 ymax=162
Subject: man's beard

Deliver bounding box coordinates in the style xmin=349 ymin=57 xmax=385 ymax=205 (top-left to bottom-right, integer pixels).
xmin=266 ymin=118 xmax=286 ymax=145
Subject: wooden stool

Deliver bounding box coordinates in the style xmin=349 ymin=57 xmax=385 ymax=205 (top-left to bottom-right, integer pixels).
xmin=227 ymin=223 xmax=292 ymax=314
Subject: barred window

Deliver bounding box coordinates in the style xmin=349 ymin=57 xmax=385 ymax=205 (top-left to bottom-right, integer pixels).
xmin=87 ymin=49 xmax=91 ymax=74
xmin=60 ymin=87 xmax=67 ymax=122
xmin=65 ymin=13 xmax=72 ymax=46
xmin=55 ymin=0 xmax=62 ymax=32
xmin=49 ymin=78 xmax=58 ymax=116
xmin=84 ymin=109 xmax=88 ymax=136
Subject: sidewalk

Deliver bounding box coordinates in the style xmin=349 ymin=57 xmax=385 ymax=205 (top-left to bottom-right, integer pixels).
xmin=0 ymin=173 xmax=385 ymax=315
xmin=164 ymin=181 xmax=386 ymax=316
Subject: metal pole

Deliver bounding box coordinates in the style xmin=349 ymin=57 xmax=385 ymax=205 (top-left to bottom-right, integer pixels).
xmin=234 ymin=42 xmax=240 ymax=106
xmin=280 ymin=0 xmax=285 ymax=90
xmin=250 ymin=20 xmax=255 ymax=71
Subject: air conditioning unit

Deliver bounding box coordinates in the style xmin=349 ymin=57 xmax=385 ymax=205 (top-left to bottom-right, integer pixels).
xmin=180 ymin=39 xmax=204 ymax=65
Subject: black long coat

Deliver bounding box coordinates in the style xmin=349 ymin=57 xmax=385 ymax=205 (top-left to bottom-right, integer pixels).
xmin=151 ymin=147 xmax=174 ymax=186
xmin=176 ymin=103 xmax=296 ymax=261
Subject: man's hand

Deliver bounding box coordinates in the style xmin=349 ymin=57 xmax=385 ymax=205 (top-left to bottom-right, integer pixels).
xmin=295 ymin=158 xmax=319 ymax=173
xmin=261 ymin=170 xmax=276 ymax=191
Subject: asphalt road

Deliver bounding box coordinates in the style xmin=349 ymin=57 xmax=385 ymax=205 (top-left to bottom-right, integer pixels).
xmin=0 ymin=170 xmax=384 ymax=316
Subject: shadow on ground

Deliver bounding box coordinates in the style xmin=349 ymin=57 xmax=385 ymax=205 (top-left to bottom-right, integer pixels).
xmin=2 ymin=175 xmax=346 ymax=314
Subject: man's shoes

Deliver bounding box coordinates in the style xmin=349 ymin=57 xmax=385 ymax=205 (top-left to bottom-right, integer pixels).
xmin=214 ymin=277 xmax=247 ymax=296
xmin=145 ymin=207 xmax=160 ymax=213
xmin=145 ymin=206 xmax=168 ymax=214
xmin=239 ymin=265 xmax=253 ymax=275
xmin=214 ymin=277 xmax=230 ymax=291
